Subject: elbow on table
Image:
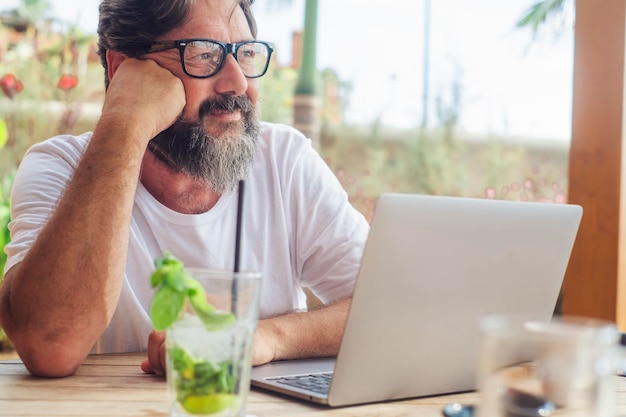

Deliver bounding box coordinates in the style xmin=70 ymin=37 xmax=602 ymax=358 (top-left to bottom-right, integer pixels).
xmin=4 ymin=326 xmax=89 ymax=377
xmin=17 ymin=342 xmax=86 ymax=377
xmin=0 ymin=277 xmax=91 ymax=377
xmin=1 ymin=324 xmax=91 ymax=377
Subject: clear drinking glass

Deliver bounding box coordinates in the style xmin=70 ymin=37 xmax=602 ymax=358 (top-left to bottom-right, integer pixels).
xmin=166 ymin=269 xmax=261 ymax=417
xmin=477 ymin=314 xmax=621 ymax=417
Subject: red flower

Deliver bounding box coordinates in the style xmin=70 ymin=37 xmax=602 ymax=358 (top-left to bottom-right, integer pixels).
xmin=57 ymin=74 xmax=79 ymax=91
xmin=0 ymin=74 xmax=24 ymax=99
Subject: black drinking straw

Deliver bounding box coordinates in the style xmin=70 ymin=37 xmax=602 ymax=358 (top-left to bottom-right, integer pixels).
xmin=231 ymin=180 xmax=245 ymax=316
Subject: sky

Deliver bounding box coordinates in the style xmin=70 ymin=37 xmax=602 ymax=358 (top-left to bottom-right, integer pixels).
xmin=4 ymin=0 xmax=574 ymax=141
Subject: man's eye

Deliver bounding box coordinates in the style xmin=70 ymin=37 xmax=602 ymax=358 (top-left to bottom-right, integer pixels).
xmin=241 ymin=49 xmax=256 ymax=59
xmin=189 ymin=52 xmax=215 ymax=62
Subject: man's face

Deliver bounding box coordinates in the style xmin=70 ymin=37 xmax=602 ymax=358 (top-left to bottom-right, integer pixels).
xmin=145 ymin=0 xmax=260 ymax=193
xmin=149 ymin=94 xmax=259 ymax=193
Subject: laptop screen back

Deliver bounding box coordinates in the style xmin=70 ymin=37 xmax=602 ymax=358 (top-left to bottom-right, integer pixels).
xmin=328 ymin=194 xmax=582 ymax=406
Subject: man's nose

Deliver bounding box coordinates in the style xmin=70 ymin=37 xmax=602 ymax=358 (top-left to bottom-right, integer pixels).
xmin=212 ymin=54 xmax=248 ymax=96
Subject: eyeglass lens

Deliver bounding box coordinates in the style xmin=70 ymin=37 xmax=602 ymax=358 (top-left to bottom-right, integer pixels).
xmin=183 ymin=40 xmax=270 ymax=78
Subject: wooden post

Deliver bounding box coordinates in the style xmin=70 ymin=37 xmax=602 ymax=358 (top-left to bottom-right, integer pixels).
xmin=562 ymin=0 xmax=626 ymax=327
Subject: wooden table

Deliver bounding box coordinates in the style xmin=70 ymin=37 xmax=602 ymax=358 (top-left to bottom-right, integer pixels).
xmin=1 ymin=353 xmax=625 ymax=417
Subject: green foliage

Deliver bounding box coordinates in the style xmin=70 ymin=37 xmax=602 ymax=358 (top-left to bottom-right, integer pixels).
xmin=320 ymin=124 xmax=568 ymax=223
xmin=259 ymin=65 xmax=298 ymax=125
xmin=13 ymin=0 xmax=52 ymax=22
xmin=0 ymin=168 xmax=12 ymax=280
xmin=149 ymin=251 xmax=234 ymax=331
xmin=402 ymin=130 xmax=470 ymax=196
xmin=516 ymin=0 xmax=572 ymax=39
xmin=0 ymin=128 xmax=12 ymax=352
xmin=0 ymin=120 xmax=7 ymax=149
xmin=172 ymin=345 xmax=235 ymax=404
xmin=0 ymin=40 xmax=102 ymax=179
xmin=0 ymin=328 xmax=11 ymax=352
xmin=173 ymin=347 xmax=237 ymax=415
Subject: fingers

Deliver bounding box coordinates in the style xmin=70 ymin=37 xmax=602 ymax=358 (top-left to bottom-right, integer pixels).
xmin=102 ymin=58 xmax=186 ymax=140
xmin=143 ymin=330 xmax=166 ymax=376
xmin=140 ymin=358 xmax=154 ymax=374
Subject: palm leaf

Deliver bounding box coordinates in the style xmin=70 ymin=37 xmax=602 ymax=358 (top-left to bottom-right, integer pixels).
xmin=516 ymin=0 xmax=569 ymax=34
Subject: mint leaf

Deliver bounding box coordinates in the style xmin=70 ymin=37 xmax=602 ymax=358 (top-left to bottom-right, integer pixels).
xmin=150 ymin=285 xmax=185 ymax=330
xmin=185 ymin=278 xmax=235 ymax=330
xmin=197 ymin=309 xmax=236 ymax=331
xmin=171 ymin=345 xmax=196 ymax=375
xmin=149 ymin=251 xmax=235 ymax=331
xmin=185 ymin=276 xmax=211 ymax=313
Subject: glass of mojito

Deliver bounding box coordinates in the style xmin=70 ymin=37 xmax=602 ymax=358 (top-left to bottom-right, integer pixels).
xmin=163 ymin=269 xmax=261 ymax=417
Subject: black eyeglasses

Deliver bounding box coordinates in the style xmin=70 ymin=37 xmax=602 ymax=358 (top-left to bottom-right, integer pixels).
xmin=148 ymin=39 xmax=274 ymax=79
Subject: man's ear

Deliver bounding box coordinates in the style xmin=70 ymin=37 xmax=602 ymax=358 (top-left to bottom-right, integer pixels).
xmin=106 ymin=50 xmax=128 ymax=82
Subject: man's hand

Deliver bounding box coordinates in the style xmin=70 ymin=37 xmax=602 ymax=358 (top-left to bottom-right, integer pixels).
xmin=101 ymin=57 xmax=186 ymax=144
xmin=141 ymin=299 xmax=350 ymax=375
xmin=141 ymin=330 xmax=167 ymax=376
xmin=140 ymin=324 xmax=278 ymax=376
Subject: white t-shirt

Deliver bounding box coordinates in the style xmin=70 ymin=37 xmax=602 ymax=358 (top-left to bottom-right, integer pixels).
xmin=5 ymin=122 xmax=369 ymax=353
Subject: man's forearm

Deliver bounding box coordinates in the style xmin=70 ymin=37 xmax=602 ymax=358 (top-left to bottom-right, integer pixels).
xmin=255 ymin=298 xmax=351 ymax=364
xmin=0 ymin=122 xmax=146 ymax=377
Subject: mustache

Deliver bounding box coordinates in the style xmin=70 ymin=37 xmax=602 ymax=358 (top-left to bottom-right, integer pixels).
xmin=197 ymin=95 xmax=255 ymax=119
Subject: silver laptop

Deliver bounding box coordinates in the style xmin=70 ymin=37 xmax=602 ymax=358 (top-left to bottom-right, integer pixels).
xmin=250 ymin=193 xmax=583 ymax=407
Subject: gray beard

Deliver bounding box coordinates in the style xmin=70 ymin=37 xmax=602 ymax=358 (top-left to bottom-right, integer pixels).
xmin=148 ymin=95 xmax=259 ymax=194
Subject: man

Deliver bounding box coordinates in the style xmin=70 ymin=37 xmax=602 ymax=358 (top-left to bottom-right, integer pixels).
xmin=0 ymin=0 xmax=368 ymax=377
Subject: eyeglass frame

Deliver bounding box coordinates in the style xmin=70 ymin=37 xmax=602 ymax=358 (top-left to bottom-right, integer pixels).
xmin=147 ymin=38 xmax=274 ymax=79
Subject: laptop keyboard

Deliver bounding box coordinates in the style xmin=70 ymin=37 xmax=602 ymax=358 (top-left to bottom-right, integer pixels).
xmin=267 ymin=372 xmax=333 ymax=395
